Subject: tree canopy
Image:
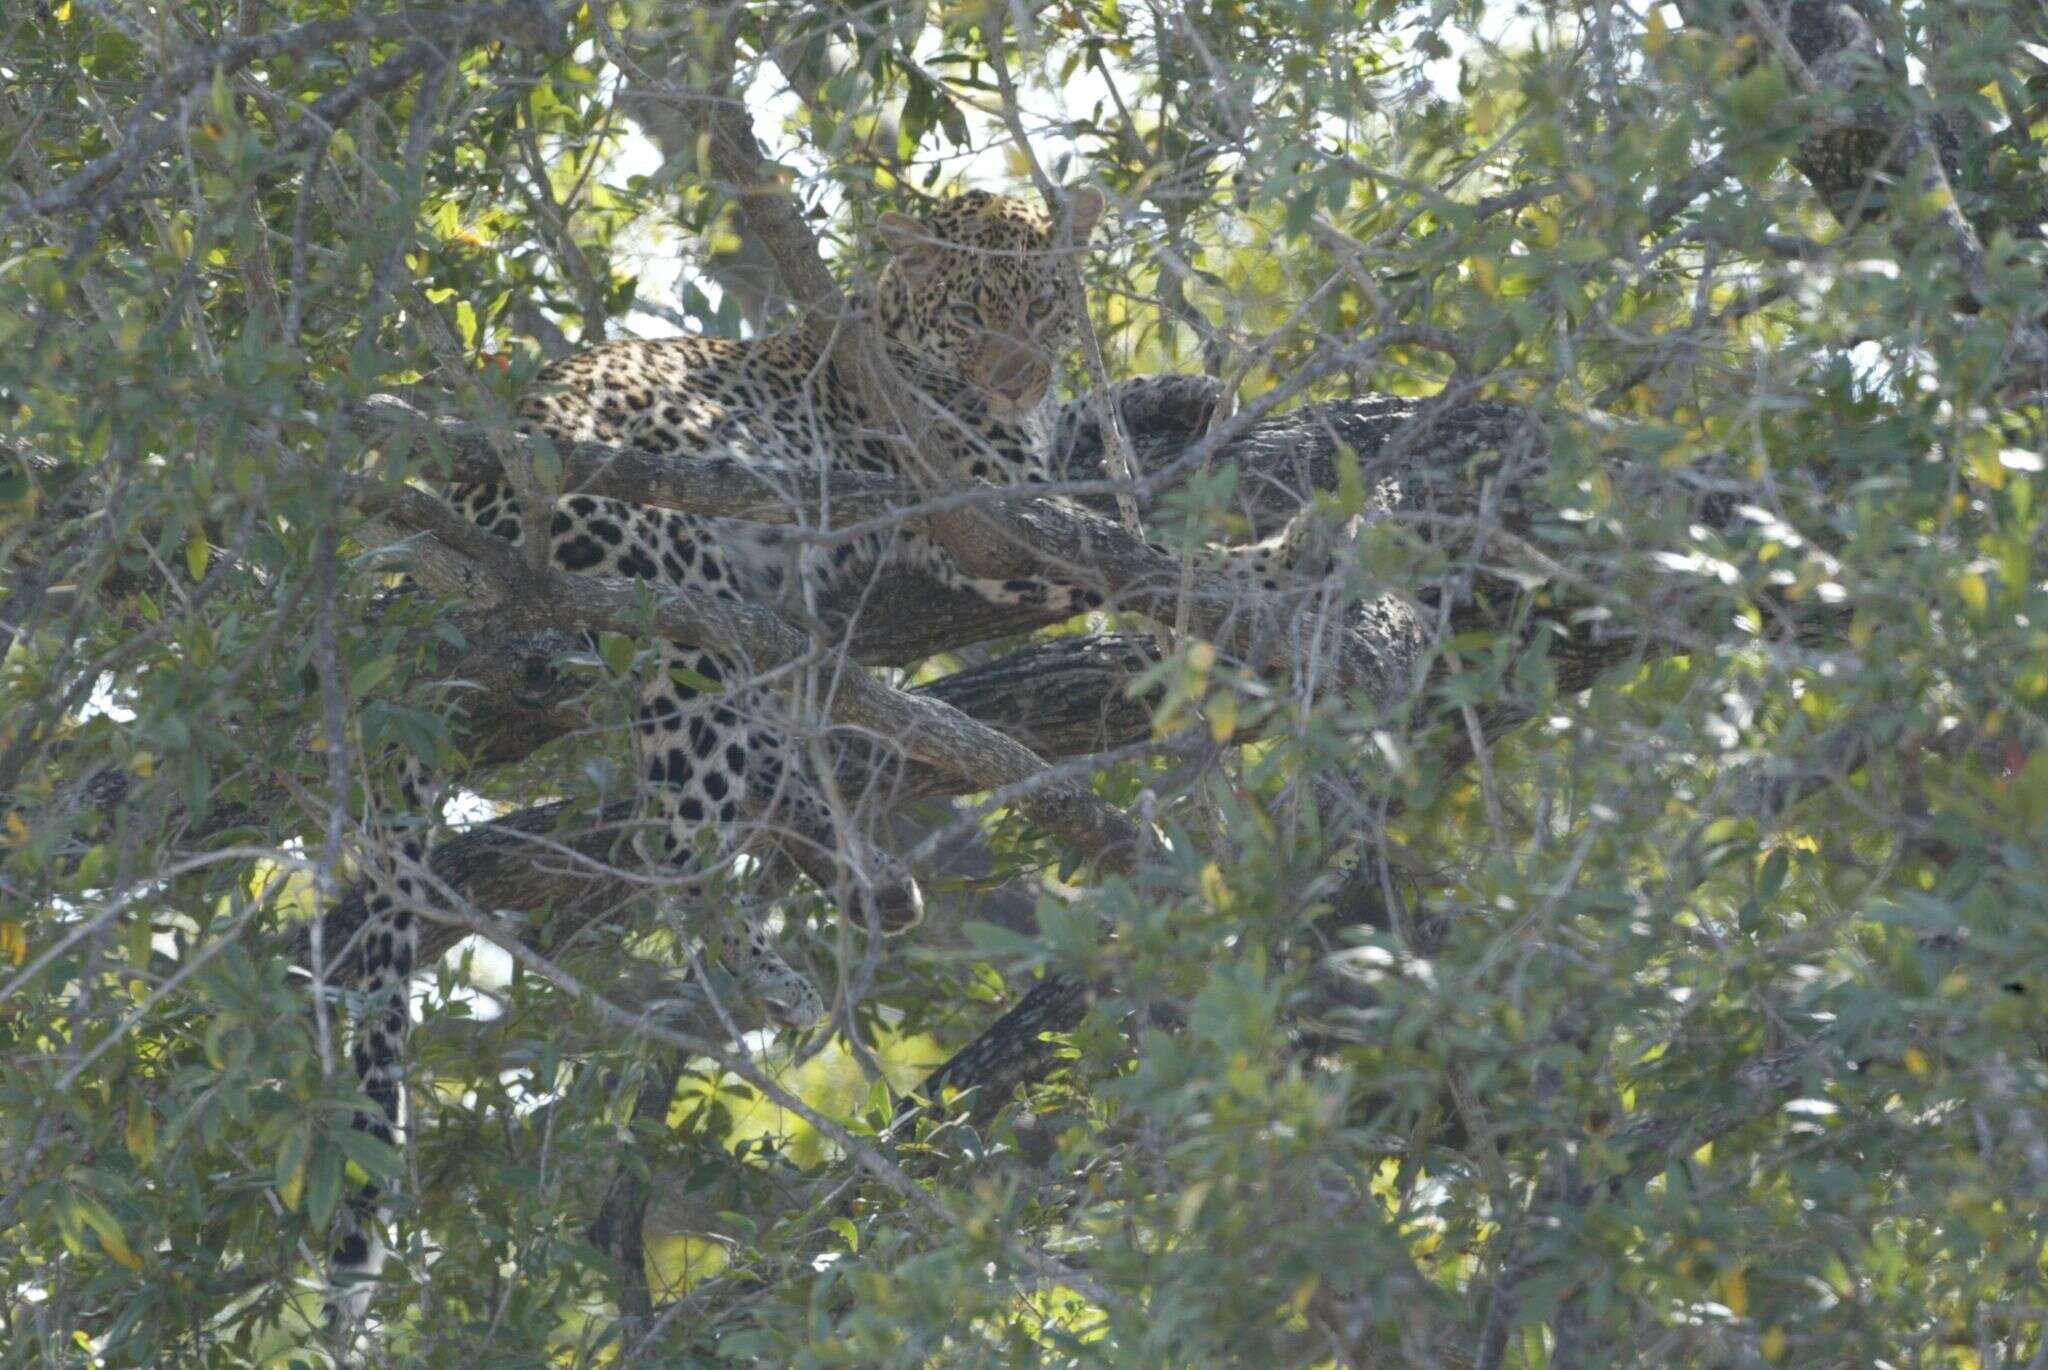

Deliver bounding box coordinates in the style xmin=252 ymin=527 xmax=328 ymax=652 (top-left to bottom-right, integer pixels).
xmin=4 ymin=0 xmax=2047 ymax=1364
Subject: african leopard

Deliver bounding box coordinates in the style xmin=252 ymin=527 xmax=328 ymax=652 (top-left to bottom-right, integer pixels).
xmin=326 ymin=187 xmax=1110 ymax=1335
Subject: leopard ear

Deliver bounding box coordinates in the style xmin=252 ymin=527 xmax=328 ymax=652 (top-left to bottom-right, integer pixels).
xmin=1061 ymin=185 xmax=1106 ymax=242
xmin=878 ymin=211 xmax=942 ymax=276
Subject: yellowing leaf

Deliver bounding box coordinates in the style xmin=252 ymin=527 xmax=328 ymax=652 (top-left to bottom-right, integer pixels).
xmin=72 ymin=1190 xmax=142 ymax=1271
xmin=0 ymin=920 xmax=25 ymax=966
xmin=1957 ymin=572 xmax=1988 ymax=614
xmin=1643 ymin=5 xmax=1670 ymax=57
xmin=1718 ymin=1264 xmax=1749 ymax=1316
xmin=1471 ymin=93 xmax=1498 ymax=137
xmin=185 ymin=527 xmax=209 ymax=582
xmin=1207 ymin=691 xmax=1238 ymax=743
xmin=1762 ymin=1326 xmax=1788 ymax=1362
xmin=125 ymin=1098 xmax=156 ymax=1164
xmin=275 ymin=1127 xmax=308 ymax=1212
xmin=1903 ymin=1047 xmax=1930 ymax=1076
xmin=1915 ymin=185 xmax=1956 ymax=217
xmin=1712 ymin=33 xmax=1760 ymax=80
xmin=3 ymin=811 xmax=27 ymax=847
xmin=99 ymin=1226 xmax=141 ymax=1271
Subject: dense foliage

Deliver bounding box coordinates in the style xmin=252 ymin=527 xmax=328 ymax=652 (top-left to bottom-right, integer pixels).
xmin=4 ymin=0 xmax=2047 ymax=1364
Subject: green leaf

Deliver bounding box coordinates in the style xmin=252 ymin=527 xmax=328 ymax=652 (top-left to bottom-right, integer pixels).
xmin=208 ymin=65 xmax=233 ymax=125
xmin=599 ymin=632 xmax=637 ymax=677
xmin=306 ymin=1141 xmax=345 ymax=1232
xmin=668 ymin=665 xmax=722 ymax=694
xmin=1333 ymin=441 xmax=1366 ymax=516
xmin=349 ymin=656 xmax=395 ymax=697
xmin=1722 ymin=63 xmax=1791 ymax=135
xmin=1758 ymin=848 xmax=1790 ymax=901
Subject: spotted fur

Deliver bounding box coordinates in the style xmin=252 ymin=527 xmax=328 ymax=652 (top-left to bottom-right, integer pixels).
xmin=325 ymin=188 xmax=1108 ymax=1338
xmin=1205 ymin=502 xmax=1373 ymax=592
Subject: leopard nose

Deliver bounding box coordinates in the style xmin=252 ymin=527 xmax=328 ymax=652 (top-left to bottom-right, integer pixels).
xmin=869 ymin=868 xmax=924 ymax=933
xmin=979 ymin=344 xmax=1050 ymax=409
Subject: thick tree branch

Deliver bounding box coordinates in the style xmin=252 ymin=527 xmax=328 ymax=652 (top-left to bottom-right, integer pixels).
xmin=352 ymin=473 xmax=1142 ymax=874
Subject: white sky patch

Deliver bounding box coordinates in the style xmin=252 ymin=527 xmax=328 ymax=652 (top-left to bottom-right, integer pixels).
xmin=443 ymin=933 xmax=514 ymax=996
xmin=443 ymin=787 xmax=496 ymax=826
xmin=81 ymin=673 xmax=137 ymax=723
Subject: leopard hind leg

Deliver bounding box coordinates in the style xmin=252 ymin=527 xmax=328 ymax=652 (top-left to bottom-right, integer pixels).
xmin=634 ymin=642 xmax=927 ymax=1026
xmin=634 ymin=644 xmax=832 ymax=1029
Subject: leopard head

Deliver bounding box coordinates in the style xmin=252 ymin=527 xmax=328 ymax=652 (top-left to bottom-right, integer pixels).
xmin=874 ymin=186 xmax=1106 ymax=414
